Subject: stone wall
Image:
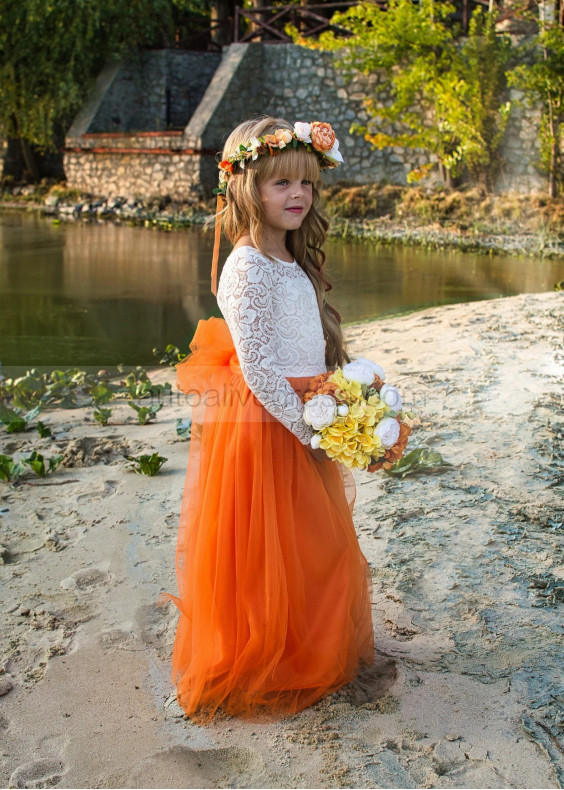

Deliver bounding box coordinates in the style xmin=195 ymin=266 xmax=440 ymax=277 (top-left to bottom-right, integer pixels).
xmin=64 ymin=42 xmax=547 ymax=199
xmin=88 ymin=50 xmax=220 ymax=133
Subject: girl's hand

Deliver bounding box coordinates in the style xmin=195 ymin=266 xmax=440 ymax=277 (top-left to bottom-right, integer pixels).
xmin=307 ymin=445 xmax=327 ymax=462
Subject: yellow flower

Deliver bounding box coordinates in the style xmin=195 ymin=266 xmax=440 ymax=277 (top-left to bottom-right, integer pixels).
xmin=330 ymin=369 xmax=363 ymax=400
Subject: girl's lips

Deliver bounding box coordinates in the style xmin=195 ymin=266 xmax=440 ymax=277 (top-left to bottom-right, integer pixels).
xmin=285 ymin=207 xmax=304 ymax=214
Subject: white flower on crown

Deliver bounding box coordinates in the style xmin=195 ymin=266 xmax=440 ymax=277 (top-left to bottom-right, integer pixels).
xmin=374 ymin=417 xmax=401 ymax=448
xmin=294 ymin=122 xmax=312 ymax=144
xmin=324 ymin=137 xmax=344 ymax=165
xmin=247 ymin=136 xmax=261 ymax=160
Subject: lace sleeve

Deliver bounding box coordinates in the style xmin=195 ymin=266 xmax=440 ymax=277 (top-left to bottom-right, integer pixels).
xmin=219 ymin=254 xmax=314 ymax=446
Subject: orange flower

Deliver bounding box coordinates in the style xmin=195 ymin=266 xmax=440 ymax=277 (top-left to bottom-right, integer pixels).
xmin=371 ymin=374 xmax=384 ymax=392
xmin=302 ymin=372 xmax=333 ymax=403
xmin=219 ymin=160 xmax=233 ymax=173
xmin=275 ymin=128 xmax=293 ymax=146
xmin=263 ymin=134 xmax=280 ymax=151
xmin=310 ymin=122 xmax=336 ymax=152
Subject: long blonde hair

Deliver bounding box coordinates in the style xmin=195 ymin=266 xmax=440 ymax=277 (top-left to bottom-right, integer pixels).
xmin=218 ymin=116 xmax=350 ymax=369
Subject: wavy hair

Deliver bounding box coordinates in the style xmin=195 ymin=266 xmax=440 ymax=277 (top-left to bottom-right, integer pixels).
xmin=217 ymin=116 xmax=351 ymax=369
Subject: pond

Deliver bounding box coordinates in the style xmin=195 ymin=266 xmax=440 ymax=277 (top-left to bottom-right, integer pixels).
xmin=1 ymin=211 xmax=562 ymax=377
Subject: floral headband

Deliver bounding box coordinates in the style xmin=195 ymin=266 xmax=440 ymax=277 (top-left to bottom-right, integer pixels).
xmin=214 ymin=121 xmax=344 ymax=197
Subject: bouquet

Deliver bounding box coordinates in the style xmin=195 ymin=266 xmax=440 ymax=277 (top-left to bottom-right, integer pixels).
xmin=301 ymin=357 xmax=413 ymax=472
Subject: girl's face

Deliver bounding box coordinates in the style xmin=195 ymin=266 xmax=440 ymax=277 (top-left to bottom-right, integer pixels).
xmin=258 ymin=171 xmax=313 ymax=235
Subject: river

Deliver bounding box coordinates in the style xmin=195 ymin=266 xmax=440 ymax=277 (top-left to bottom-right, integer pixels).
xmin=0 ymin=211 xmax=562 ymax=376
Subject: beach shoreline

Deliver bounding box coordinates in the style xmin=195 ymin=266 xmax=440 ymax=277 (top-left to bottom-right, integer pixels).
xmin=1 ymin=290 xmax=563 ymax=789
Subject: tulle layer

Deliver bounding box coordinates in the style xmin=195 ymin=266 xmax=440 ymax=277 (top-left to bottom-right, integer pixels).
xmin=160 ymin=317 xmax=374 ymax=722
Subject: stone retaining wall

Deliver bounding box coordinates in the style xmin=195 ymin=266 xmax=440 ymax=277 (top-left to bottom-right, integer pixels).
xmin=63 ymin=42 xmax=546 ymax=200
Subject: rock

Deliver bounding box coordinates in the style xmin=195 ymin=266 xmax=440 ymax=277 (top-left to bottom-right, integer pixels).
xmin=0 ymin=676 xmax=13 ymax=696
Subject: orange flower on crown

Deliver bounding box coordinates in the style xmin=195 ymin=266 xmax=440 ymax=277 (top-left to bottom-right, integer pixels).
xmin=219 ymin=160 xmax=234 ymax=173
xmin=310 ymin=122 xmax=336 ymax=152
xmin=263 ymin=134 xmax=280 ymax=151
xmin=275 ymin=128 xmax=294 ymax=147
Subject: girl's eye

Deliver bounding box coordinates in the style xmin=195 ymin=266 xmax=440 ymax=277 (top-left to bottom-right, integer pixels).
xmin=302 ymin=179 xmax=312 ymax=186
xmin=276 ymin=180 xmax=289 ymax=186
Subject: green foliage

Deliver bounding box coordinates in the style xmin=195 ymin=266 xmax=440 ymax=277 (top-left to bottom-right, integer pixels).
xmin=0 ymin=0 xmax=175 ymax=150
xmin=36 ymin=421 xmax=52 ymax=438
xmin=434 ymin=9 xmax=513 ymax=188
xmin=125 ymin=452 xmax=168 ymax=476
xmin=0 ymin=454 xmax=26 ymax=482
xmin=175 ymin=417 xmax=192 ymax=438
xmin=308 ymin=1 xmax=513 ymax=189
xmin=23 ymin=451 xmax=63 ymax=478
xmin=128 ymin=401 xmax=163 ymax=424
xmin=0 ymin=402 xmax=41 ymax=433
xmin=117 ymin=364 xmax=172 ymax=399
xmin=508 ymin=27 xmax=564 ymax=197
xmin=0 ymin=451 xmax=62 ymax=482
xmin=0 ymin=367 xmax=110 ymax=410
xmin=93 ymin=407 xmax=112 ymax=426
xmin=386 ymin=447 xmax=452 ymax=478
xmin=152 ymin=344 xmax=188 ymax=367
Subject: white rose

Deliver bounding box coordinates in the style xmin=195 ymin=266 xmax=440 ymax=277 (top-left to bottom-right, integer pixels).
xmin=294 ymin=122 xmax=312 ymax=143
xmin=310 ymin=433 xmax=322 ymax=449
xmin=337 ymin=403 xmax=349 ymax=416
xmin=356 ymin=357 xmax=386 ymax=381
xmin=379 ymin=384 xmax=402 ymax=411
xmin=342 ymin=361 xmax=375 ymax=385
xmin=303 ymin=394 xmax=337 ymax=430
xmin=374 ymin=417 xmax=400 ymax=448
xmin=324 ymin=138 xmax=344 ymax=165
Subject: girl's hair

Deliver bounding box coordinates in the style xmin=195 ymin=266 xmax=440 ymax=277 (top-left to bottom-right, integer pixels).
xmin=219 ymin=115 xmax=351 ymax=369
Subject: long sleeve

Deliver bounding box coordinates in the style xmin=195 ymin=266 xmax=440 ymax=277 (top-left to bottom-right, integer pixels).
xmin=218 ymin=253 xmax=314 ymax=446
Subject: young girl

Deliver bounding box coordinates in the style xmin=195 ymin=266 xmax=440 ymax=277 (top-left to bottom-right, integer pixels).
xmin=161 ymin=116 xmax=374 ymax=722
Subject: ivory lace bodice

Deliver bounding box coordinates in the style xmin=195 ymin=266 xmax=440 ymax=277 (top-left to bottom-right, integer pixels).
xmin=216 ymin=246 xmax=327 ymax=445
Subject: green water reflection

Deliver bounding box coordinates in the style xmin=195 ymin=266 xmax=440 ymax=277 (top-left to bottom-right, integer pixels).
xmin=1 ymin=212 xmax=562 ymax=375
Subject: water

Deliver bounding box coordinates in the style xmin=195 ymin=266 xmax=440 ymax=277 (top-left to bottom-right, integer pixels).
xmin=1 ymin=211 xmax=562 ymax=375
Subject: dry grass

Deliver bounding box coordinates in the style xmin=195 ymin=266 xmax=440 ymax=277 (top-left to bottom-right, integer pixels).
xmin=323 ymin=182 xmax=564 ymax=237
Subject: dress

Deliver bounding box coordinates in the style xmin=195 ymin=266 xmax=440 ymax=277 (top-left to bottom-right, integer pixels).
xmin=162 ymin=246 xmax=374 ymax=722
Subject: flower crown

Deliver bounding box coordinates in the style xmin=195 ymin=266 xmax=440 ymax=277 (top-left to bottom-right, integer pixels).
xmin=214 ymin=121 xmax=344 ymax=196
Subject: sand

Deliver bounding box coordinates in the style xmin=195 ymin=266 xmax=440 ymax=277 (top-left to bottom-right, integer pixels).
xmin=1 ymin=290 xmax=563 ymax=789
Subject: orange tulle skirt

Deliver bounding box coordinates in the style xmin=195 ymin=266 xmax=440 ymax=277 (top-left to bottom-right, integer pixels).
xmin=160 ymin=316 xmax=374 ymax=722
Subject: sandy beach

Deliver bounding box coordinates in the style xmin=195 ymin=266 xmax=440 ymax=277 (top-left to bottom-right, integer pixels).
xmin=1 ymin=290 xmax=563 ymax=789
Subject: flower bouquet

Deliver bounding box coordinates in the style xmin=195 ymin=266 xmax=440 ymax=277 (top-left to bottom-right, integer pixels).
xmin=302 ymin=358 xmax=413 ymax=472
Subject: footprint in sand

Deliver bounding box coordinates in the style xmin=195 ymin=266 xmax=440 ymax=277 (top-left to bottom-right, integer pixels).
xmin=334 ymin=654 xmax=398 ymax=708
xmin=76 ymin=479 xmax=119 ymax=505
xmin=164 ymin=512 xmax=179 ymax=528
xmin=8 ymin=758 xmax=65 ymax=789
xmin=60 ymin=566 xmax=112 ymax=591
xmin=133 ymin=603 xmax=175 ymax=647
xmin=127 ymin=745 xmax=264 ymax=790
xmin=97 ymin=627 xmax=134 ymax=650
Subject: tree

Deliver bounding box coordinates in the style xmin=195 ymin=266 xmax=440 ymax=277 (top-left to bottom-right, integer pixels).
xmin=509 ymin=25 xmax=564 ymax=197
xmin=299 ymin=0 xmax=513 ymax=190
xmin=0 ymin=0 xmax=174 ymax=178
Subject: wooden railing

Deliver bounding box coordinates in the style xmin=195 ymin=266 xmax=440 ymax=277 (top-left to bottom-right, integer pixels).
xmin=234 ymin=2 xmax=361 ymax=44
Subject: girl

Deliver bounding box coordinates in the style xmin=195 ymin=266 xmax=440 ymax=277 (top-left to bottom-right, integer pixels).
xmin=161 ymin=116 xmax=374 ymax=722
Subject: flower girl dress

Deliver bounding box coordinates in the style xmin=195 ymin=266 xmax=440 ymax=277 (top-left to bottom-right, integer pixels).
xmin=163 ymin=246 xmax=374 ymax=720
